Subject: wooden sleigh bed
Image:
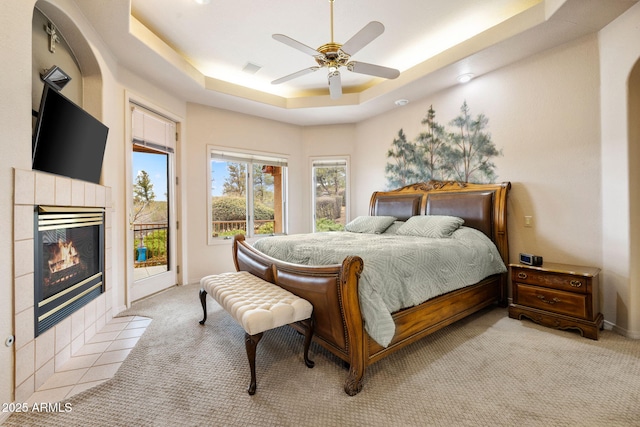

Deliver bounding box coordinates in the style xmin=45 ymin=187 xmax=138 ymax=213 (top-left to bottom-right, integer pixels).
xmin=232 ymin=180 xmax=511 ymax=395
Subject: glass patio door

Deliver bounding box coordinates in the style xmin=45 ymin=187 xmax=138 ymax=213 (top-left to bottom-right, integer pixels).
xmin=128 ymin=105 xmax=177 ymax=302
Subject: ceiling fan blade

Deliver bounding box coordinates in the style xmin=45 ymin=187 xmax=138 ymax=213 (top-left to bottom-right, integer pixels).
xmin=272 ymin=34 xmax=320 ymax=57
xmin=340 ymin=21 xmax=385 ymax=56
xmin=348 ymin=61 xmax=400 ymax=79
xmin=271 ymin=67 xmax=320 ymax=85
xmin=328 ymin=71 xmax=342 ymax=99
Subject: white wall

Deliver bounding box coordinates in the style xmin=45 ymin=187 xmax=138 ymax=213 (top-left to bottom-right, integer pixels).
xmin=0 ymin=0 xmax=37 ymax=410
xmin=302 ymin=124 xmax=357 ymax=229
xmin=599 ymin=1 xmax=640 ymax=337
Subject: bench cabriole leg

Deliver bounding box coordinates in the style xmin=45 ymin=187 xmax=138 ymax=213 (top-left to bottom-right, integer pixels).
xmin=245 ymin=332 xmax=263 ymax=395
xmin=199 ymin=289 xmax=207 ymax=325
xmin=303 ymin=316 xmax=315 ymax=368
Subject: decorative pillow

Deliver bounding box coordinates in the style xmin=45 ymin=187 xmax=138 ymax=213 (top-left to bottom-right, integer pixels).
xmin=381 ymin=221 xmax=405 ymax=235
xmin=345 ymin=216 xmax=397 ymax=234
xmin=396 ymin=215 xmax=465 ymax=238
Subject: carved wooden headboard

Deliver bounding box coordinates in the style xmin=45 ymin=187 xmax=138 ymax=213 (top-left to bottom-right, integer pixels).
xmin=369 ymin=180 xmax=511 ymax=264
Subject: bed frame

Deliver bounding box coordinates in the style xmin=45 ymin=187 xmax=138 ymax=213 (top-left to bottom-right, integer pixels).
xmin=232 ymin=180 xmax=511 ymax=395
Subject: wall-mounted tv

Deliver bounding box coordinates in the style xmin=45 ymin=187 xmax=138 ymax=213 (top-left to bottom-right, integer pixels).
xmin=32 ymin=84 xmax=109 ymax=184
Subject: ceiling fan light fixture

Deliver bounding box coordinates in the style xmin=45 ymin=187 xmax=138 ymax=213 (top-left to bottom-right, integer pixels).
xmin=271 ymin=0 xmax=399 ymax=99
xmin=457 ymin=73 xmax=474 ymax=84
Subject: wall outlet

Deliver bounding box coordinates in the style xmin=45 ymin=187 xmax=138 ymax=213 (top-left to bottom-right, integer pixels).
xmin=524 ymin=216 xmax=533 ymax=227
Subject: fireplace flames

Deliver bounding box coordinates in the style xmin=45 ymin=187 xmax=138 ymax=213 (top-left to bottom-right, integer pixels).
xmin=48 ymin=239 xmax=80 ymax=273
xmin=43 ymin=239 xmax=85 ymax=289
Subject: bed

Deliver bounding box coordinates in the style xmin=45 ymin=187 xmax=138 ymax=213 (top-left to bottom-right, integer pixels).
xmin=232 ymin=180 xmax=511 ymax=395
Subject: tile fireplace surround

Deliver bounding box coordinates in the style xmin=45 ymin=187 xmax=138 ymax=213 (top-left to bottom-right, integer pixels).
xmin=13 ymin=168 xmax=114 ymax=402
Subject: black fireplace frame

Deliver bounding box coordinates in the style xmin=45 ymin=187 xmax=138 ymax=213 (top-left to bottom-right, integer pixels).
xmin=34 ymin=206 xmax=105 ymax=337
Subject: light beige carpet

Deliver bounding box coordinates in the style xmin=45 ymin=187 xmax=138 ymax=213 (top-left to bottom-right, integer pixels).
xmin=5 ymin=283 xmax=640 ymax=427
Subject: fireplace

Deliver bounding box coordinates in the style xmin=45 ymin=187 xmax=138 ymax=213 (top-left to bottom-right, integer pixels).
xmin=34 ymin=206 xmax=105 ymax=336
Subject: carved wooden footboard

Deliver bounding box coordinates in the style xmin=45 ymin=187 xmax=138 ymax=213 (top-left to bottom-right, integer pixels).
xmin=233 ymin=235 xmax=366 ymax=393
xmin=232 ymin=180 xmax=511 ymax=395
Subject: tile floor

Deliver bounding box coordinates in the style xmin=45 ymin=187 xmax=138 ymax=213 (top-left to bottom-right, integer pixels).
xmin=25 ymin=315 xmax=151 ymax=404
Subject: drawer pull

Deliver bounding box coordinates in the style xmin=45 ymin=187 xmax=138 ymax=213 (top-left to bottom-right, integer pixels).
xmin=517 ymin=272 xmax=527 ymax=279
xmin=537 ymin=295 xmax=561 ymax=305
xmin=570 ymin=280 xmax=582 ymax=288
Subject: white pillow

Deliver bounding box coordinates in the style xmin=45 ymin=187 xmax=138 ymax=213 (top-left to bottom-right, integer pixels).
xmin=396 ymin=215 xmax=464 ymax=238
xmin=345 ymin=216 xmax=397 ymax=234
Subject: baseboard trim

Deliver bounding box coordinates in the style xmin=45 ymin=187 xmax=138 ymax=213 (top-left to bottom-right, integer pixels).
xmin=604 ymin=320 xmax=640 ymax=339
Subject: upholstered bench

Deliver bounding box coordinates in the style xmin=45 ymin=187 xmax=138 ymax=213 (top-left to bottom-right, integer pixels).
xmin=199 ymin=271 xmax=314 ymax=395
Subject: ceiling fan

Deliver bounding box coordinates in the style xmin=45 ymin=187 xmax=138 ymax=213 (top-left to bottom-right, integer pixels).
xmin=271 ymin=0 xmax=400 ymax=99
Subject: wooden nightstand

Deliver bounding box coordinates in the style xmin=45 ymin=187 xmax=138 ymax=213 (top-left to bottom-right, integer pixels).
xmin=508 ymin=262 xmax=603 ymax=340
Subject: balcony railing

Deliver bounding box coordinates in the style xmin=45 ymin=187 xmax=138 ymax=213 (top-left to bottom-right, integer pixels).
xmin=133 ymin=222 xmax=168 ymax=267
xmin=212 ymin=220 xmax=274 ymax=237
xmin=132 ymin=220 xmax=276 ymax=266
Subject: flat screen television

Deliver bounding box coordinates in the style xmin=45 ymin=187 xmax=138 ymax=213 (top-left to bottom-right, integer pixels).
xmin=32 ymin=84 xmax=109 ymax=184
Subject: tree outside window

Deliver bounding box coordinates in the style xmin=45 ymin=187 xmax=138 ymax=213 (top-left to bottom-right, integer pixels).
xmin=312 ymin=158 xmax=348 ymax=232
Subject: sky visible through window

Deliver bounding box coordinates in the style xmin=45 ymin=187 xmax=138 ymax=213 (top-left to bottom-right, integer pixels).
xmin=133 ymin=151 xmax=168 ymax=201
xmin=211 ymin=160 xmax=230 ymax=197
xmin=132 ymin=154 xmax=230 ymax=202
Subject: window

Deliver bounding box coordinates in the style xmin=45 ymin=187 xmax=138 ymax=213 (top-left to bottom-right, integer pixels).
xmin=208 ymin=147 xmax=288 ymax=242
xmin=312 ymin=157 xmax=349 ymax=232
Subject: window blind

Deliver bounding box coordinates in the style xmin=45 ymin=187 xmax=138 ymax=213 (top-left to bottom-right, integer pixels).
xmin=312 ymin=159 xmax=347 ymax=167
xmin=131 ymin=106 xmax=175 ymax=154
xmin=210 ymin=149 xmax=288 ymax=167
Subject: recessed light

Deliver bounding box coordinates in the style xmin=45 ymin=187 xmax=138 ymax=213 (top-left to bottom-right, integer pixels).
xmin=394 ymin=99 xmax=409 ymax=106
xmin=457 ymin=73 xmax=474 ymax=84
xmin=194 ymin=0 xmax=211 ymax=4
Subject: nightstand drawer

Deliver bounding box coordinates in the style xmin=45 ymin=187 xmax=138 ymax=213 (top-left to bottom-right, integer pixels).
xmin=512 ymin=268 xmax=587 ymax=293
xmin=516 ymin=284 xmax=588 ymax=319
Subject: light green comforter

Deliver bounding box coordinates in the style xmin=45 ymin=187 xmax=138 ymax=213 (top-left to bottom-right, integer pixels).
xmin=253 ymin=227 xmax=506 ymax=347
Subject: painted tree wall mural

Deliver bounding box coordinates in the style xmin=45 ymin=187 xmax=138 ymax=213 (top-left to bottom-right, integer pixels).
xmin=385 ymin=101 xmax=502 ymax=188
xmin=385 ymin=129 xmax=417 ymax=189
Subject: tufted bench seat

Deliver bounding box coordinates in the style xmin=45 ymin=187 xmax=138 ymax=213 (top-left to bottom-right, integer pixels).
xmin=199 ymin=271 xmax=314 ymax=395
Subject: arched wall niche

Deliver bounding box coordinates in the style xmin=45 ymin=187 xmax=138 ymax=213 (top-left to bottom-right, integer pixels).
xmin=627 ymin=58 xmax=640 ymax=333
xmin=32 ymin=8 xmax=81 ymax=110
xmin=33 ymin=0 xmax=103 ymax=119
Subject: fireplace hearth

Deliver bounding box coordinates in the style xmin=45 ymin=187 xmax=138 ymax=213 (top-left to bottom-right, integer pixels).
xmin=34 ymin=206 xmax=105 ymax=336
